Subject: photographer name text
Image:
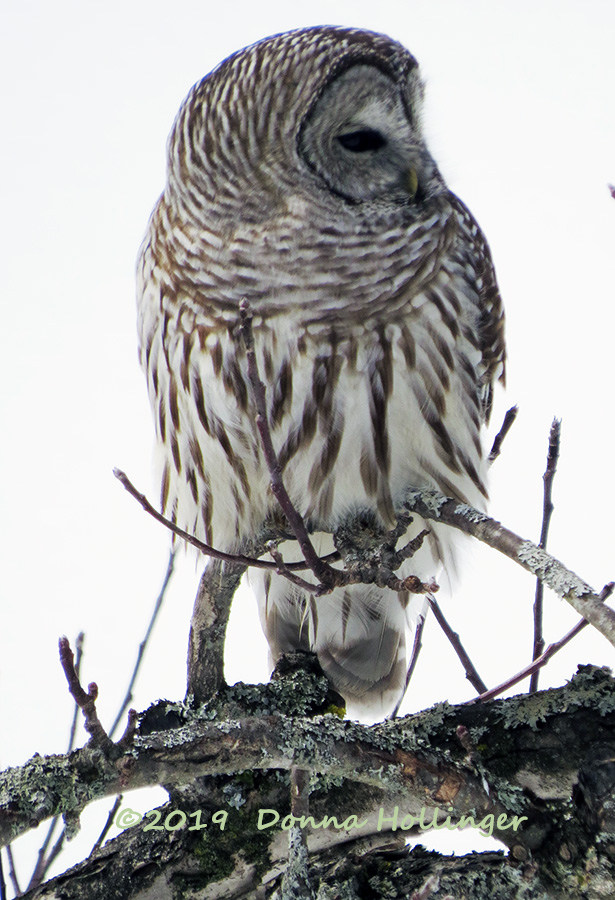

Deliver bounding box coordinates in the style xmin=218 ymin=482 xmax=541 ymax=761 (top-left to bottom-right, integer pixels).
xmin=115 ymin=805 xmax=527 ymax=838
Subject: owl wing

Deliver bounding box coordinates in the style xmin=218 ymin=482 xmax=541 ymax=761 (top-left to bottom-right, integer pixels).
xmin=448 ymin=192 xmax=506 ymax=425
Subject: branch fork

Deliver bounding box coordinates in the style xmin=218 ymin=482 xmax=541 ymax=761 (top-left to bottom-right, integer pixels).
xmin=58 ymin=637 xmax=136 ymax=757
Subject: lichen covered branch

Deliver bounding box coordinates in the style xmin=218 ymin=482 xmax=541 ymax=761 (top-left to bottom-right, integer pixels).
xmin=403 ymin=488 xmax=615 ymax=647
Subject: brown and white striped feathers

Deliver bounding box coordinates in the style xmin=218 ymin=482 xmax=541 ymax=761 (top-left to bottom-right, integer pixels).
xmin=137 ymin=26 xmax=506 ymax=720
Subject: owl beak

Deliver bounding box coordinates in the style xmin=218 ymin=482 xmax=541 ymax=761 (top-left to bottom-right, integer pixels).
xmin=405 ymin=166 xmax=419 ymax=200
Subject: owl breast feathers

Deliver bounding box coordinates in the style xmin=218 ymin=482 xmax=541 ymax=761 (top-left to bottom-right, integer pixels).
xmin=137 ymin=26 xmax=505 ymax=720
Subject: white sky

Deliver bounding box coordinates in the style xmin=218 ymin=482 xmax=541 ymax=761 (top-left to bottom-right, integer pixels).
xmin=1 ymin=0 xmax=614 ymax=886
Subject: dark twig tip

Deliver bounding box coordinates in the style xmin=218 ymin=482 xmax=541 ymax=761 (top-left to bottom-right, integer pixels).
xmin=488 ymin=405 xmax=519 ymax=464
xmin=116 ymin=709 xmax=139 ymax=751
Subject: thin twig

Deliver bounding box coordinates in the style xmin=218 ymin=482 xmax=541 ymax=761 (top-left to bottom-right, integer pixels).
xmin=58 ymin=637 xmax=114 ymax=753
xmin=488 ymin=405 xmax=519 ymax=464
xmin=390 ymin=610 xmax=427 ymax=719
xmin=239 ymin=301 xmax=435 ymax=598
xmin=239 ymin=299 xmax=338 ymax=591
xmin=113 ymin=468 xmax=340 ymax=574
xmin=116 ymin=710 xmax=139 ymax=751
xmin=427 ymin=595 xmax=488 ymax=695
xmin=474 ymin=621 xmax=588 ymax=703
xmin=530 ymin=418 xmax=561 ymax=692
xmin=266 ymin=542 xmax=322 ymax=594
xmin=67 ymin=631 xmax=86 ymax=752
xmin=5 ymin=846 xmax=19 ymax=898
xmin=0 ymin=851 xmax=6 ymax=900
xmin=26 ymin=794 xmax=63 ymax=887
xmin=26 ymin=632 xmax=86 ymax=890
xmin=90 ymin=795 xmax=123 ymax=855
xmin=109 ymin=549 xmax=176 ymax=739
xmin=470 ymin=583 xmax=614 ymax=704
xmin=30 ymin=831 xmax=65 ymax=889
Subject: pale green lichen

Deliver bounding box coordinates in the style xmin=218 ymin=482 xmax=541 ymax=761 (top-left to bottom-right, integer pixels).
xmin=517 ymin=542 xmax=593 ymax=598
xmin=454 ymin=502 xmax=491 ymax=524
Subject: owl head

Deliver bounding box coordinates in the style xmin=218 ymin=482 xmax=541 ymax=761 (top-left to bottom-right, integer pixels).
xmin=166 ymin=27 xmax=444 ymax=220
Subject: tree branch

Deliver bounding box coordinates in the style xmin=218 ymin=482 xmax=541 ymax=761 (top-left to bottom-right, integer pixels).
xmin=391 ymin=610 xmax=427 ymax=718
xmin=426 ymin=594 xmax=488 ymax=694
xmin=58 ymin=637 xmax=115 ymax=754
xmin=4 ymin=663 xmax=615 ymax=900
xmin=186 ymin=558 xmax=247 ymax=705
xmin=403 ymin=488 xmax=615 ymax=647
xmin=109 ymin=549 xmax=176 ymax=738
xmin=530 ymin=418 xmax=561 ymax=692
xmin=489 ymin=405 xmax=519 ymax=464
xmin=472 ymin=582 xmax=615 ymax=704
xmin=239 ymin=299 xmax=340 ymax=591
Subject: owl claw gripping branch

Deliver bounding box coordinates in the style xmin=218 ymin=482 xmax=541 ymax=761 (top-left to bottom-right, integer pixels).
xmin=137 ymin=26 xmax=506 ymax=720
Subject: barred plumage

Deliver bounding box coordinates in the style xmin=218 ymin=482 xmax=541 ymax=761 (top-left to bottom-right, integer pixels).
xmin=137 ymin=26 xmax=505 ymax=720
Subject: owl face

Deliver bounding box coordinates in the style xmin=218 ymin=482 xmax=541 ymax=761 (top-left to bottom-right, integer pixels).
xmin=299 ymin=63 xmax=440 ymax=206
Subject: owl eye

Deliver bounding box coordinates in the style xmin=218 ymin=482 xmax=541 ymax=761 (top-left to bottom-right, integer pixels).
xmin=337 ymin=129 xmax=387 ymax=153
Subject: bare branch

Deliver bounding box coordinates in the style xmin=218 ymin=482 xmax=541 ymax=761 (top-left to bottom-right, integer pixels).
xmin=114 ymin=468 xmax=270 ymax=568
xmin=66 ymin=632 xmax=86 ymax=752
xmin=187 ymin=559 xmax=247 ymax=705
xmin=266 ymin=541 xmax=322 ymax=594
xmin=239 ymin=299 xmax=339 ymax=590
xmin=0 ymin=851 xmax=7 ymax=900
xmin=28 ymin=831 xmax=65 ymax=893
xmin=473 ymin=621 xmax=587 ymax=703
xmin=472 ymin=582 xmax=615 ymax=704
xmin=113 ymin=468 xmax=339 ymax=574
xmin=426 ymin=595 xmax=488 ymax=695
xmin=116 ymin=710 xmax=139 ymax=751
xmin=403 ymin=488 xmax=615 ymax=647
xmin=530 ymin=418 xmax=561 ymax=692
xmin=5 ymin=846 xmax=19 ymax=898
xmin=394 ymin=528 xmax=430 ymax=564
xmin=25 ymin=632 xmax=87 ymax=890
xmin=390 ymin=610 xmax=427 ymax=718
xmin=90 ymin=795 xmax=123 ymax=856
xmin=488 ymin=404 xmax=519 ymax=463
xmin=58 ymin=637 xmax=115 ymax=754
xmin=109 ymin=549 xmax=176 ymax=739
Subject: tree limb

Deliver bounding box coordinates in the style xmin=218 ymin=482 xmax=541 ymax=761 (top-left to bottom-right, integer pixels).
xmin=4 ymin=666 xmax=615 ymax=899
xmin=403 ymin=488 xmax=615 ymax=647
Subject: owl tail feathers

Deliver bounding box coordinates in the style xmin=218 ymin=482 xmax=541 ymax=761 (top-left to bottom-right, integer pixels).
xmin=315 ymin=627 xmax=408 ymax=724
xmin=254 ymin=569 xmax=410 ymax=723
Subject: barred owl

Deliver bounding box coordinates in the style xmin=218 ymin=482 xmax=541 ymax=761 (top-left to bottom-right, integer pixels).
xmin=137 ymin=26 xmax=505 ymax=720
